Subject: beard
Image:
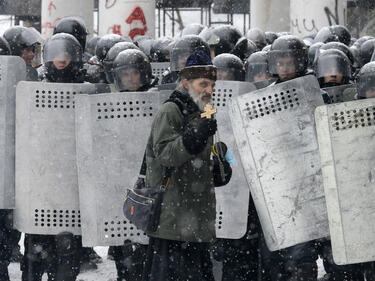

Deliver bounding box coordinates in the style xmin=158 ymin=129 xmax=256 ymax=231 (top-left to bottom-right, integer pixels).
xmin=189 ymin=88 xmax=211 ymax=111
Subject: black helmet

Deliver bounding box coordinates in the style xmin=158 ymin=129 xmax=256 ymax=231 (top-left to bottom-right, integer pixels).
xmin=135 ymin=37 xmax=155 ymax=58
xmin=262 ymin=45 xmax=271 ymax=52
xmin=181 ymin=24 xmax=205 ymax=36
xmin=313 ymin=25 xmax=351 ymax=46
xmin=360 ymin=39 xmax=375 ymax=67
xmin=213 ymin=53 xmax=244 ymax=81
xmin=268 ymin=35 xmax=308 ymax=79
xmin=200 ymin=25 xmax=241 ymax=57
xmin=170 ymin=35 xmax=210 ymax=72
xmin=0 ymin=36 xmax=10 ymax=55
xmin=95 ymin=34 xmax=130 ymax=62
xmin=314 ymin=49 xmax=351 ymax=87
xmin=354 ymin=36 xmax=374 ymax=48
xmin=43 ymin=33 xmax=83 ymax=83
xmin=246 ymin=28 xmax=267 ymax=50
xmin=85 ymin=36 xmax=100 ymax=57
xmin=320 ymin=41 xmax=355 ymax=67
xmin=150 ymin=37 xmax=173 ymax=62
xmin=103 ymin=42 xmax=140 ymax=84
xmin=53 ymin=16 xmax=88 ymax=52
xmin=113 ymin=49 xmax=152 ymax=92
xmin=231 ymin=37 xmax=257 ymax=61
xmin=308 ymin=42 xmax=324 ymax=68
xmin=245 ymin=51 xmax=270 ymax=83
xmin=356 ymin=62 xmax=375 ymax=99
xmin=3 ymin=26 xmax=43 ymax=56
xmin=265 ymin=31 xmax=278 ymax=45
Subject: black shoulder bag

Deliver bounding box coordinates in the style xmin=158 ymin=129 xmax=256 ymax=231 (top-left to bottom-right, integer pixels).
xmin=123 ymin=154 xmax=173 ymax=233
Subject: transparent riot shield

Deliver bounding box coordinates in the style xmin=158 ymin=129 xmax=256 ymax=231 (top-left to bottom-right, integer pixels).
xmin=229 ymin=75 xmax=329 ymax=251
xmin=15 ymin=81 xmax=99 ymax=235
xmin=213 ymin=80 xmax=257 ymax=239
xmin=0 ymin=56 xmax=26 ymax=209
xmin=323 ymin=84 xmax=357 ymax=103
xmin=151 ymin=62 xmax=170 ymax=85
xmin=157 ymin=83 xmax=177 ymax=91
xmin=253 ymin=78 xmax=277 ymax=90
xmin=315 ymin=99 xmax=375 ymax=265
xmin=75 ymin=92 xmax=165 ymax=246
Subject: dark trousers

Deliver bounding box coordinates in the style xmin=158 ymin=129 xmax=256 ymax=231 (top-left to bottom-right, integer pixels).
xmin=143 ymin=237 xmax=215 ymax=281
xmin=0 ymin=210 xmax=21 ymax=281
xmin=316 ymin=239 xmax=364 ymax=280
xmin=112 ymin=241 xmax=148 ymax=281
xmin=260 ymin=235 xmax=318 ymax=281
xmin=21 ymin=233 xmax=81 ymax=281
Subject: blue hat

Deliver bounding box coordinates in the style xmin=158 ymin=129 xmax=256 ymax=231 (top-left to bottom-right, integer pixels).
xmin=180 ymin=50 xmax=217 ymax=80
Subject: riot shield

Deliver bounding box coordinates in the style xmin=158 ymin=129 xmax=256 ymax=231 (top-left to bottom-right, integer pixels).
xmin=75 ymin=92 xmax=165 ymax=246
xmin=253 ymin=78 xmax=277 ymax=90
xmin=323 ymin=84 xmax=357 ymax=103
xmin=229 ymin=75 xmax=329 ymax=251
xmin=151 ymin=62 xmax=170 ymax=85
xmin=157 ymin=83 xmax=177 ymax=91
xmin=213 ymin=80 xmax=257 ymax=239
xmin=0 ymin=56 xmax=26 ymax=209
xmin=315 ymin=99 xmax=375 ymax=265
xmin=15 ymin=81 xmax=99 ymax=235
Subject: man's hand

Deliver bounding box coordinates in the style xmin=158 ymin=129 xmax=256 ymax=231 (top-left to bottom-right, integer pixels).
xmin=183 ymin=118 xmax=217 ymax=155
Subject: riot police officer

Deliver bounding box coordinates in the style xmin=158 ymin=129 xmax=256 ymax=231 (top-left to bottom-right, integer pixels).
xmin=212 ymin=53 xmax=245 ymax=81
xmin=313 ymin=25 xmax=351 ymax=46
xmin=245 ymin=51 xmax=271 ymax=83
xmin=149 ymin=37 xmax=173 ymax=63
xmin=314 ymin=49 xmax=352 ymax=88
xmin=111 ymin=49 xmax=153 ymax=281
xmin=4 ymin=26 xmax=43 ymax=81
xmin=356 ymin=62 xmax=375 ymax=99
xmin=161 ymin=35 xmax=210 ymax=84
xmin=21 ymin=33 xmax=84 ymax=281
xmin=102 ymin=42 xmax=140 ymax=86
xmin=0 ymin=36 xmax=22 ymax=281
xmin=231 ymin=37 xmax=257 ymax=62
xmin=200 ymin=25 xmax=242 ymax=58
xmin=264 ymin=35 xmax=319 ymax=281
xmin=246 ymin=28 xmax=267 ymax=51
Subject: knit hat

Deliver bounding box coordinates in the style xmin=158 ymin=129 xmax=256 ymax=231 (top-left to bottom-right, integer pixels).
xmin=180 ymin=50 xmax=217 ymax=81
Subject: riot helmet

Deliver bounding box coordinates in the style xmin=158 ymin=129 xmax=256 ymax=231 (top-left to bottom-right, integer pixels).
xmin=95 ymin=34 xmax=129 ymax=62
xmin=85 ymin=36 xmax=100 ymax=57
xmin=181 ymin=24 xmax=205 ymax=36
xmin=53 ymin=16 xmax=88 ymax=52
xmin=0 ymin=36 xmax=10 ymax=55
xmin=245 ymin=51 xmax=270 ymax=83
xmin=354 ymin=36 xmax=374 ymax=48
xmin=313 ymin=25 xmax=351 ymax=46
xmin=356 ymin=62 xmax=375 ymax=99
xmin=43 ymin=33 xmax=83 ymax=83
xmin=360 ymin=39 xmax=375 ymax=67
xmin=133 ymin=35 xmax=154 ymax=58
xmin=268 ymin=35 xmax=308 ymax=81
xmin=262 ymin=45 xmax=271 ymax=52
xmin=200 ymin=25 xmax=241 ymax=57
xmin=246 ymin=28 xmax=267 ymax=50
xmin=320 ymin=41 xmax=355 ymax=67
xmin=113 ymin=49 xmax=152 ymax=92
xmin=265 ymin=31 xmax=278 ymax=45
xmin=308 ymin=42 xmax=324 ymax=68
xmin=231 ymin=37 xmax=257 ymax=61
xmin=103 ymin=42 xmax=140 ymax=84
xmin=314 ymin=49 xmax=351 ymax=87
xmin=213 ymin=53 xmax=244 ymax=81
xmin=150 ymin=37 xmax=173 ymax=62
xmin=3 ymin=26 xmax=43 ymax=66
xmin=170 ymin=35 xmax=210 ymax=72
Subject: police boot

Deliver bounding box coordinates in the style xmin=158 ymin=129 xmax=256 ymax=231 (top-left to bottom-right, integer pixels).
xmin=286 ymin=261 xmax=318 ymax=281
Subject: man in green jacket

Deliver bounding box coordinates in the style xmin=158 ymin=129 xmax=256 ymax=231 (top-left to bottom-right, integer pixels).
xmin=142 ymin=50 xmax=231 ymax=281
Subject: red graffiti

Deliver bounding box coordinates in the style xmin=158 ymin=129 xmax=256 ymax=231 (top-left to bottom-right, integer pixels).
xmin=41 ymin=17 xmax=61 ymax=35
xmin=126 ymin=7 xmax=148 ymax=39
xmin=48 ymin=1 xmax=57 ymax=16
xmin=108 ymin=24 xmax=123 ymax=36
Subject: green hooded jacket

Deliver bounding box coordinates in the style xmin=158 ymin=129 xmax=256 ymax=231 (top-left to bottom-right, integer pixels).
xmin=145 ymin=90 xmax=216 ymax=242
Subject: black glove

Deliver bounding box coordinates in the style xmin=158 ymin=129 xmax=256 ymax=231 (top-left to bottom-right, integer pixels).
xmin=183 ymin=118 xmax=217 ymax=155
xmin=212 ymin=142 xmax=232 ymax=187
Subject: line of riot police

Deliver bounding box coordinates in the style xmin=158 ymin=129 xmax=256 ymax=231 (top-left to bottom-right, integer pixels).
xmin=1 ymin=15 xmax=375 ymax=281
